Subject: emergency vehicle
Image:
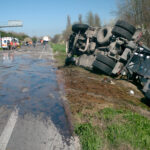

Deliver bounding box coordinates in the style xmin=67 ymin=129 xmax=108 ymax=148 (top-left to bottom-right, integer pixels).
xmin=1 ymin=37 xmax=18 ymax=50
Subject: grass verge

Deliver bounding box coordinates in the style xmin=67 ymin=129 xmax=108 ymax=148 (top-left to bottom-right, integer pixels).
xmin=52 ymin=42 xmax=150 ymax=150
xmin=50 ymin=43 xmax=66 ymax=66
xmin=75 ymin=123 xmax=102 ymax=150
xmin=51 ymin=43 xmax=66 ymax=53
xmin=75 ymin=107 xmax=150 ymax=150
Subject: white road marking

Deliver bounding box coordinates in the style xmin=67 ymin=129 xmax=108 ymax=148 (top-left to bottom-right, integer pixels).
xmin=0 ymin=107 xmax=19 ymax=150
xmin=39 ymin=45 xmax=54 ymax=60
xmin=49 ymin=47 xmax=54 ymax=61
xmin=39 ymin=47 xmax=45 ymax=59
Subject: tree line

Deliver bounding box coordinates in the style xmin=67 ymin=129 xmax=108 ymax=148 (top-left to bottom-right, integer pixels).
xmin=52 ymin=12 xmax=101 ymax=43
xmin=117 ymin=0 xmax=150 ymax=46
xmin=52 ymin=1 xmax=150 ymax=46
xmin=0 ymin=30 xmax=29 ymax=41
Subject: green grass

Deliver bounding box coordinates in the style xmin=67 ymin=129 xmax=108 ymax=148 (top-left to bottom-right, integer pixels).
xmin=50 ymin=43 xmax=150 ymax=150
xmin=50 ymin=43 xmax=66 ymax=53
xmin=103 ymin=108 xmax=150 ymax=150
xmin=50 ymin=43 xmax=66 ymax=66
xmin=100 ymin=108 xmax=125 ymax=121
xmin=75 ymin=108 xmax=150 ymax=150
xmin=75 ymin=123 xmax=102 ymax=150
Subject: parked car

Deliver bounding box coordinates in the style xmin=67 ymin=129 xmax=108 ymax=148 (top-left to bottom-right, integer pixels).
xmin=65 ymin=20 xmax=150 ymax=99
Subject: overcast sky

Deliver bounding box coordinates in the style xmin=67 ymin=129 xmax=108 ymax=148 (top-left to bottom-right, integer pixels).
xmin=0 ymin=0 xmax=117 ymax=37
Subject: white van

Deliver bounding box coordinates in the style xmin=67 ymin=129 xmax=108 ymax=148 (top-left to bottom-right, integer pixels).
xmin=43 ymin=36 xmax=50 ymax=42
xmin=2 ymin=37 xmax=17 ymax=50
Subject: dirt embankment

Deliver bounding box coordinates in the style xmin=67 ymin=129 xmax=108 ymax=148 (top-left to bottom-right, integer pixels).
xmin=57 ymin=65 xmax=150 ymax=123
xmin=53 ymin=43 xmax=150 ymax=150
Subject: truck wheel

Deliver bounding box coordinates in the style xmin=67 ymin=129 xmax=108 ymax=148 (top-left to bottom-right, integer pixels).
xmin=112 ymin=26 xmax=132 ymax=41
xmin=96 ymin=54 xmax=116 ymax=68
xmin=65 ymin=57 xmax=72 ymax=65
xmin=115 ymin=20 xmax=136 ymax=34
xmin=93 ymin=60 xmax=113 ymax=75
xmin=72 ymin=24 xmax=89 ymax=33
xmin=97 ymin=26 xmax=112 ymax=46
xmin=65 ymin=57 xmax=75 ymax=66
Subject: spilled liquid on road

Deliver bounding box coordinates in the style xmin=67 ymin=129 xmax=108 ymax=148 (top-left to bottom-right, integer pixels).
xmin=0 ymin=47 xmax=71 ymax=138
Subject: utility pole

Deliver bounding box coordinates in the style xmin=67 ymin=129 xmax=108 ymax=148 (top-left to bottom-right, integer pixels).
xmin=0 ymin=20 xmax=23 ymax=48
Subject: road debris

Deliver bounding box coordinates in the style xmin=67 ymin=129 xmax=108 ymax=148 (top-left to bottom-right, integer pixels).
xmin=129 ymin=90 xmax=135 ymax=96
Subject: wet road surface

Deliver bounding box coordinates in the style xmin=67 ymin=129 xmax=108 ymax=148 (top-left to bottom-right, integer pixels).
xmin=0 ymin=45 xmax=79 ymax=150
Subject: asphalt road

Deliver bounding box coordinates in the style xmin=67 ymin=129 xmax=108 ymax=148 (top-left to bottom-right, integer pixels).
xmin=0 ymin=45 xmax=80 ymax=150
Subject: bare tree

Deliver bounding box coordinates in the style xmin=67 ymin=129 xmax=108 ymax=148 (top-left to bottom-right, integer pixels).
xmin=67 ymin=15 xmax=71 ymax=29
xmin=78 ymin=14 xmax=83 ymax=24
xmin=94 ymin=14 xmax=101 ymax=27
xmin=52 ymin=34 xmax=62 ymax=43
xmin=117 ymin=0 xmax=150 ymax=27
xmin=87 ymin=12 xmax=94 ymax=26
xmin=63 ymin=15 xmax=72 ymax=41
xmin=116 ymin=0 xmax=150 ymax=46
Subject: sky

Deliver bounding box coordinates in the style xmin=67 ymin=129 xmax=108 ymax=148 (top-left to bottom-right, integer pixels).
xmin=0 ymin=0 xmax=117 ymax=37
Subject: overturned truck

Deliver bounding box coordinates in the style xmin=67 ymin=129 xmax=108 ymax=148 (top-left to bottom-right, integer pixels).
xmin=65 ymin=20 xmax=150 ymax=99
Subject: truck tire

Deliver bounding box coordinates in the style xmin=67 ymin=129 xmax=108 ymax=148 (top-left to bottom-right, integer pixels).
xmin=93 ymin=60 xmax=113 ymax=75
xmin=115 ymin=20 xmax=136 ymax=34
xmin=96 ymin=54 xmax=116 ymax=68
xmin=72 ymin=24 xmax=89 ymax=33
xmin=97 ymin=26 xmax=112 ymax=46
xmin=65 ymin=57 xmax=75 ymax=65
xmin=112 ymin=26 xmax=132 ymax=41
